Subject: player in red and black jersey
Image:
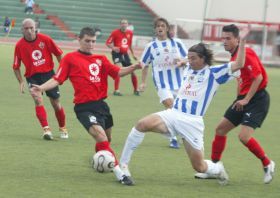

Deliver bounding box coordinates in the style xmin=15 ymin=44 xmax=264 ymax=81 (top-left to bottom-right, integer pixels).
xmin=13 ymin=18 xmax=68 ymax=140
xmin=195 ymin=24 xmax=275 ymax=184
xmin=31 ymin=27 xmax=141 ymax=185
xmin=106 ymin=18 xmax=139 ymax=96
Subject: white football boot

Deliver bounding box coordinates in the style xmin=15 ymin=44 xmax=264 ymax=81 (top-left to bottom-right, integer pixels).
xmin=43 ymin=127 xmax=53 ymax=140
xmin=59 ymin=127 xmax=69 ymax=139
xmin=194 ymin=172 xmax=218 ymax=179
xmin=264 ymin=161 xmax=275 ymax=184
xmin=217 ymin=161 xmax=229 ymax=186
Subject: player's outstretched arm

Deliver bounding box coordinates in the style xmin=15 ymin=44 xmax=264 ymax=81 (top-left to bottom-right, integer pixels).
xmin=118 ymin=62 xmax=141 ymax=77
xmin=30 ymin=78 xmax=59 ymax=97
xmin=174 ymin=58 xmax=188 ymax=67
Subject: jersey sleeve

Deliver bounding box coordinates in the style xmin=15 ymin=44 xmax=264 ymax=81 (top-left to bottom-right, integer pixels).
xmin=140 ymin=43 xmax=152 ymax=66
xmin=175 ymin=38 xmax=188 ymax=58
xmin=106 ymin=31 xmax=114 ymax=45
xmin=103 ymin=56 xmax=120 ymax=79
xmin=53 ymin=54 xmax=70 ymax=84
xmin=210 ymin=62 xmax=239 ymax=84
xmin=245 ymin=49 xmax=262 ymax=78
xmin=12 ymin=44 xmax=21 ymax=69
xmin=47 ymin=36 xmax=63 ymax=56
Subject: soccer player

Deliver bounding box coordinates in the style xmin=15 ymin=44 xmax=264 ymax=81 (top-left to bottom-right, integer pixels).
xmin=106 ymin=18 xmax=139 ymax=96
xmin=24 ymin=0 xmax=35 ymax=15
xmin=195 ymin=24 xmax=275 ymax=184
xmin=30 ymin=27 xmax=141 ymax=185
xmin=13 ymin=18 xmax=68 ymax=140
xmin=139 ymin=18 xmax=188 ymax=149
xmin=119 ymin=29 xmax=248 ymax=185
xmin=3 ymin=16 xmax=11 ymax=33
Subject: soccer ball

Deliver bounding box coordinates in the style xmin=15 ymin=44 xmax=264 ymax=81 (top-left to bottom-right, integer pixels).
xmin=92 ymin=150 xmax=115 ymax=173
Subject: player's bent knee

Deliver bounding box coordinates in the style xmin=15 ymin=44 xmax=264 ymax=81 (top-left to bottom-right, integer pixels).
xmin=33 ymin=97 xmax=43 ymax=105
xmin=238 ymin=133 xmax=250 ymax=144
xmin=135 ymin=119 xmax=151 ymax=132
xmin=135 ymin=120 xmax=146 ymax=131
xmin=215 ymin=125 xmax=226 ymax=136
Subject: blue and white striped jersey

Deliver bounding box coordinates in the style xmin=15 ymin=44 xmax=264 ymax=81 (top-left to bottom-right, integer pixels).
xmin=141 ymin=38 xmax=188 ymax=90
xmin=173 ymin=63 xmax=239 ymax=117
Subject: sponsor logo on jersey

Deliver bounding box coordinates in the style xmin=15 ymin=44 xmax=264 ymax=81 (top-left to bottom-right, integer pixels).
xmin=198 ymin=73 xmax=205 ymax=82
xmin=32 ymin=50 xmax=46 ymax=66
xmin=32 ymin=50 xmax=42 ymax=60
xmin=121 ymin=38 xmax=128 ymax=48
xmin=39 ymin=42 xmax=45 ymax=49
xmin=182 ymin=83 xmax=197 ymax=96
xmin=89 ymin=63 xmax=101 ymax=82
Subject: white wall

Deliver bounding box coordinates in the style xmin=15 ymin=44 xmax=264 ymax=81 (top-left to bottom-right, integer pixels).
xmin=143 ymin=0 xmax=280 ymax=23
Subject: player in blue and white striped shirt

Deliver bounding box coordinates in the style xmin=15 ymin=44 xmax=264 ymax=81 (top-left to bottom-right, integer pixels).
xmin=120 ymin=34 xmax=247 ymax=185
xmin=140 ymin=18 xmax=188 ymax=148
xmin=173 ymin=57 xmax=240 ymax=117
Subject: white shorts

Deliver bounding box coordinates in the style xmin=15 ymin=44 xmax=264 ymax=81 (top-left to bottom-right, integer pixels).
xmin=156 ymin=109 xmax=205 ymax=150
xmin=157 ymin=89 xmax=178 ymax=103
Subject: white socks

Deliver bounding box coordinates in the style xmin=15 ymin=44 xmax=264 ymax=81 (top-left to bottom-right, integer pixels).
xmin=113 ymin=165 xmax=124 ymax=181
xmin=205 ymin=160 xmax=220 ymax=175
xmin=120 ymin=127 xmax=145 ymax=166
xmin=170 ymin=136 xmax=177 ymax=141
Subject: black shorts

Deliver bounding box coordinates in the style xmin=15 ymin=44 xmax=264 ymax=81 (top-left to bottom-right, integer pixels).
xmin=26 ymin=70 xmax=60 ymax=99
xmin=74 ymin=100 xmax=113 ymax=131
xmin=224 ymin=89 xmax=270 ymax=129
xmin=112 ymin=51 xmax=131 ymax=67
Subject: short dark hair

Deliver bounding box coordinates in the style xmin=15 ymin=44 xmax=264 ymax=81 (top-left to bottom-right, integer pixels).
xmin=188 ymin=43 xmax=213 ymax=66
xmin=154 ymin=17 xmax=171 ymax=39
xmin=222 ymin=24 xmax=239 ymax=38
xmin=120 ymin=18 xmax=128 ymax=23
xmin=79 ymin=27 xmax=96 ymax=39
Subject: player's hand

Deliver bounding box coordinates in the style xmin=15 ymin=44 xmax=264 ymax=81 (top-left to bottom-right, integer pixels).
xmin=112 ymin=47 xmax=120 ymax=53
xmin=174 ymin=58 xmax=187 ymax=67
xmin=232 ymin=99 xmax=249 ymax=111
xmin=133 ymin=55 xmax=138 ymax=61
xmin=30 ymin=84 xmax=43 ymax=97
xmin=132 ymin=61 xmax=142 ymax=70
xmin=19 ymin=82 xmax=25 ymax=94
xmin=139 ymin=83 xmax=146 ymax=92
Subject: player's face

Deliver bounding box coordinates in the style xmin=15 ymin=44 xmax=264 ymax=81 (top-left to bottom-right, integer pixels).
xmin=155 ymin=21 xmax=169 ymax=40
xmin=79 ymin=35 xmax=97 ymax=54
xmin=188 ymin=52 xmax=205 ymax=70
xmin=120 ymin=20 xmax=128 ymax=32
xmin=222 ymin=32 xmax=239 ymax=53
xmin=22 ymin=21 xmax=36 ymax=41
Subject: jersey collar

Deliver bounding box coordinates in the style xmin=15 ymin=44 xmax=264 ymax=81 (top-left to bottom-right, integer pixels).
xmin=78 ymin=50 xmax=93 ymax=56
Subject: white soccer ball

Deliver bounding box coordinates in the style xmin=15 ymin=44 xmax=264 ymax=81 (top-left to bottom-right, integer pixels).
xmin=92 ymin=150 xmax=115 ymax=173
